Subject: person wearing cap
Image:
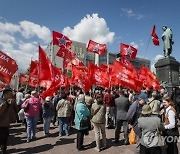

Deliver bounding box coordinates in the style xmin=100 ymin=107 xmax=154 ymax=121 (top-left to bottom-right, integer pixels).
xmin=42 ymin=96 xmax=54 ymax=136
xmin=126 ymin=92 xmax=148 ymax=154
xmin=138 ymin=104 xmax=164 ymax=154
xmin=0 ymin=88 xmax=18 ymax=154
xmin=91 ymin=94 xmax=107 ymax=152
xmin=148 ymin=90 xmax=161 ymax=117
xmin=21 ymin=90 xmax=41 ymax=143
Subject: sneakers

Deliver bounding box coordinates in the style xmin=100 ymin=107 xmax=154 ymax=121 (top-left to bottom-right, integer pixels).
xmin=94 ymin=147 xmax=100 ymax=152
xmin=59 ymin=134 xmax=62 ymax=137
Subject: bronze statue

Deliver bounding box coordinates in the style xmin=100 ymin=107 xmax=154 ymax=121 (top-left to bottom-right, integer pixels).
xmin=161 ymin=26 xmax=174 ymax=57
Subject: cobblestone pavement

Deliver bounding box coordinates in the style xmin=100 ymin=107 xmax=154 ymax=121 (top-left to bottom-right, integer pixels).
xmin=7 ymin=123 xmax=180 ymax=154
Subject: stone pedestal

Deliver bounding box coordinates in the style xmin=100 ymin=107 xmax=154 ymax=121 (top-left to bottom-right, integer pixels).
xmin=155 ymin=56 xmax=180 ymax=95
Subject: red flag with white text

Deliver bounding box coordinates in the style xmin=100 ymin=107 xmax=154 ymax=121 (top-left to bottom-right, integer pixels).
xmin=120 ymin=43 xmax=137 ymax=59
xmin=88 ymin=62 xmax=109 ymax=88
xmin=29 ymin=60 xmax=39 ymax=87
xmin=56 ymin=48 xmax=76 ymax=68
xmin=71 ymin=65 xmax=91 ymax=92
xmin=0 ymin=50 xmax=18 ymax=84
xmin=87 ymin=40 xmax=106 ymax=55
xmin=19 ymin=73 xmax=29 ymax=84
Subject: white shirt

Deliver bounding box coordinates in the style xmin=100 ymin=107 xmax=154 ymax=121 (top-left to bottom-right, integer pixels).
xmin=164 ymin=106 xmax=175 ymax=129
xmin=16 ymin=92 xmax=24 ymax=105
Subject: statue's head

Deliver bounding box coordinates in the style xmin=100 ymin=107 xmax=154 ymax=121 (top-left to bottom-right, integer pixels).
xmin=162 ymin=26 xmax=167 ymax=31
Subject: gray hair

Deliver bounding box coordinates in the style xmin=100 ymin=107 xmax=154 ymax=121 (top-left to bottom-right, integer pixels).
xmin=77 ymin=94 xmax=85 ymax=102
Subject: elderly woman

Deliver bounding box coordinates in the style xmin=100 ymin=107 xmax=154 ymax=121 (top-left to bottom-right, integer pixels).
xmin=74 ymin=94 xmax=90 ymax=151
xmin=91 ymin=94 xmax=106 ymax=152
xmin=138 ymin=104 xmax=164 ymax=154
xmin=162 ymin=96 xmax=179 ymax=154
xmin=22 ymin=91 xmax=41 ymax=143
xmin=56 ymin=93 xmax=72 ymax=136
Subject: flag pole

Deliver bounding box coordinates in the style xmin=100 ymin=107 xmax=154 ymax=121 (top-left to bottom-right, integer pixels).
xmin=144 ymin=36 xmax=151 ymax=58
xmin=38 ymin=44 xmax=41 ymax=94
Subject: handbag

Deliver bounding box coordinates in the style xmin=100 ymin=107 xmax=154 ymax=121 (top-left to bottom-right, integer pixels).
xmin=129 ymin=128 xmax=136 ymax=144
xmin=143 ymin=124 xmax=165 ymax=148
xmin=164 ymin=126 xmax=179 ymax=137
xmin=24 ymin=100 xmax=30 ymax=112
xmin=75 ymin=108 xmax=90 ymax=128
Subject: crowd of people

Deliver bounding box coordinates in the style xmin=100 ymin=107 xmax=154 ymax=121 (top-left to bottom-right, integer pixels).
xmin=0 ymin=85 xmax=180 ymax=154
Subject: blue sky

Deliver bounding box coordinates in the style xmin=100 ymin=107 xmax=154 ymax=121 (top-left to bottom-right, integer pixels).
xmin=0 ymin=0 xmax=180 ymax=72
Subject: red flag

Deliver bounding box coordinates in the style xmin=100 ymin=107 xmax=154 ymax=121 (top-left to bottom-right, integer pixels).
xmin=88 ymin=62 xmax=109 ymax=88
xmin=0 ymin=50 xmax=18 ymax=84
xmin=56 ymin=48 xmax=76 ymax=68
xmin=140 ymin=66 xmax=160 ymax=90
xmin=53 ymin=31 xmax=72 ymax=50
xmin=39 ymin=46 xmax=54 ymax=89
xmin=120 ymin=43 xmax=137 ymax=59
xmin=66 ymin=58 xmax=84 ymax=70
xmin=87 ymin=40 xmax=106 ymax=55
xmin=71 ymin=65 xmax=91 ymax=92
xmin=29 ymin=60 xmax=39 ymax=87
xmin=151 ymin=25 xmax=159 ymax=46
xmin=19 ymin=73 xmax=29 ymax=84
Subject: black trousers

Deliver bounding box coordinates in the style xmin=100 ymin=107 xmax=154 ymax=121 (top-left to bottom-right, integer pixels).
xmin=166 ymin=141 xmax=178 ymax=154
xmin=0 ymin=127 xmax=9 ymax=151
xmin=140 ymin=144 xmax=161 ymax=154
xmin=115 ymin=120 xmax=128 ymax=142
xmin=76 ymin=129 xmax=88 ymax=149
xmin=52 ymin=109 xmax=57 ymax=125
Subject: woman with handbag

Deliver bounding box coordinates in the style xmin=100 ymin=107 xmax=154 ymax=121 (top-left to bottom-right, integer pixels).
xmin=21 ymin=91 xmax=41 ymax=143
xmin=91 ymin=94 xmax=107 ymax=152
xmin=162 ymin=96 xmax=179 ymax=154
xmin=138 ymin=104 xmax=164 ymax=154
xmin=74 ymin=94 xmax=90 ymax=151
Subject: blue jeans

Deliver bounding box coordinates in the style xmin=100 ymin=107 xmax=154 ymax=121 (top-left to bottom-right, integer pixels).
xmin=58 ymin=117 xmax=69 ymax=135
xmin=25 ymin=116 xmax=39 ymax=140
xmin=43 ymin=117 xmax=52 ymax=134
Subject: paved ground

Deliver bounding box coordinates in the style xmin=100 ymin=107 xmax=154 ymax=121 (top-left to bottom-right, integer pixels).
xmin=7 ymin=123 xmax=137 ymax=154
xmin=7 ymin=123 xmax=180 ymax=154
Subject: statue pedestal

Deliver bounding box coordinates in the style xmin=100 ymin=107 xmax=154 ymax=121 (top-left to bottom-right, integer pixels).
xmin=155 ymin=56 xmax=180 ymax=95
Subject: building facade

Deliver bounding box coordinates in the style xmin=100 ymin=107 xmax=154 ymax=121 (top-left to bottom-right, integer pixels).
xmin=45 ymin=41 xmax=150 ymax=70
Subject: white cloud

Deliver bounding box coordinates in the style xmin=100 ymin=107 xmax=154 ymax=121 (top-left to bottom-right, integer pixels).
xmin=19 ymin=20 xmax=51 ymax=43
xmin=0 ymin=22 xmax=20 ymax=34
xmin=0 ymin=41 xmax=14 ymax=50
xmin=130 ymin=42 xmax=138 ymax=49
xmin=0 ymin=33 xmax=16 ymax=43
xmin=151 ymin=54 xmax=164 ymax=73
xmin=0 ymin=20 xmax=51 ymax=72
xmin=121 ymin=8 xmax=145 ymax=20
xmin=18 ymin=42 xmax=37 ymax=53
xmin=63 ymin=13 xmax=115 ymax=44
xmin=154 ymin=54 xmax=164 ymax=61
